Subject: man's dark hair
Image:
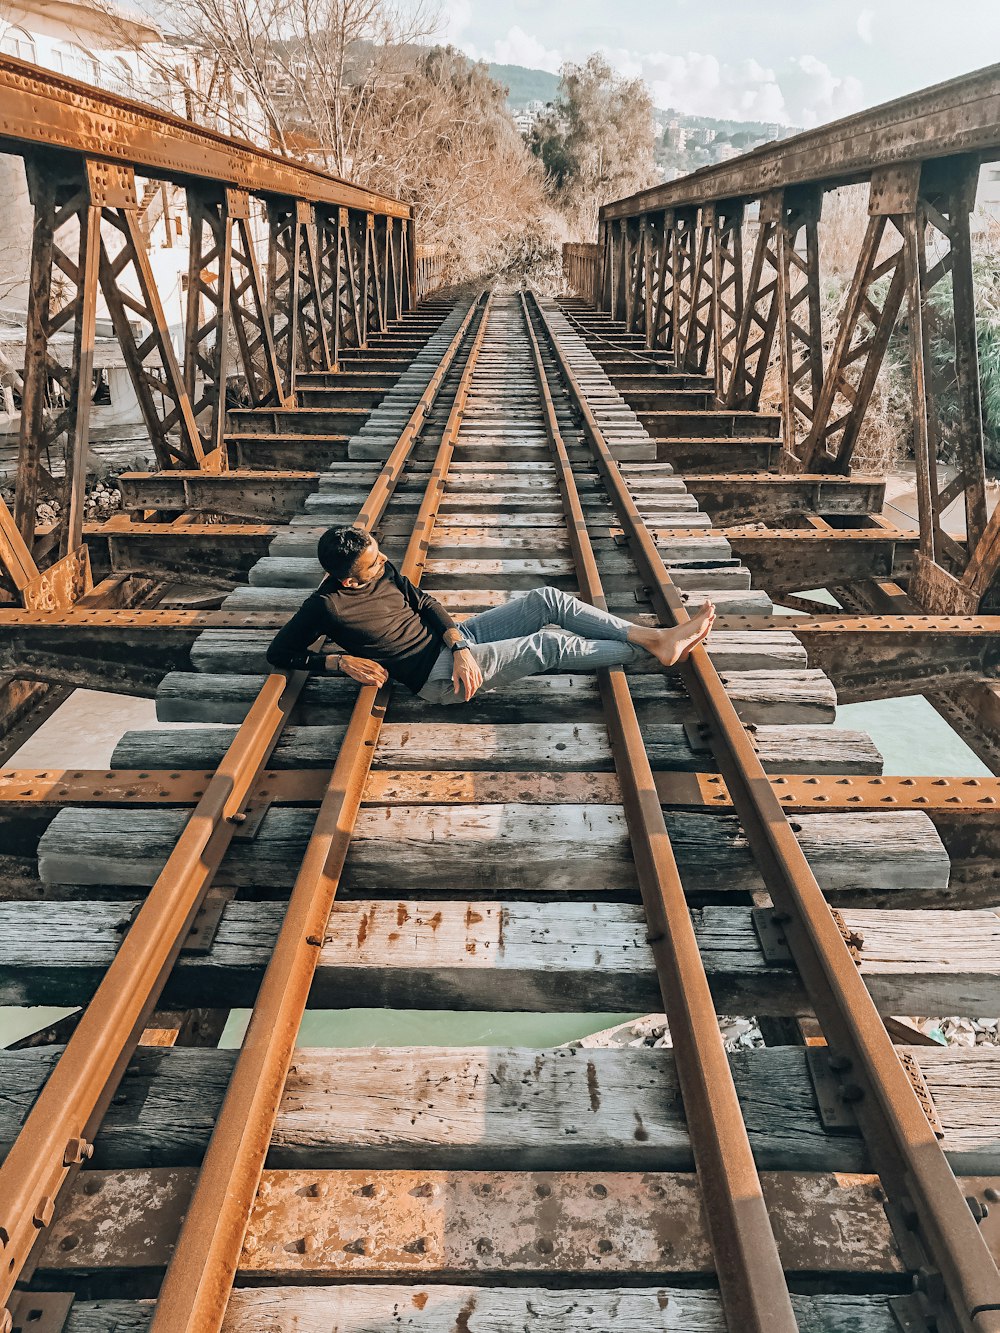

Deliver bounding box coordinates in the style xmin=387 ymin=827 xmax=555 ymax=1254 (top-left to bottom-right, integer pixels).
xmin=317 ymin=525 xmax=372 ymax=581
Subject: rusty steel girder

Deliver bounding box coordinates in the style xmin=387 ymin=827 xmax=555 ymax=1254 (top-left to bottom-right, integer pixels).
xmin=601 ymin=64 xmax=1000 ymax=218
xmin=0 ymin=56 xmax=410 ymax=216
xmin=574 ymin=66 xmax=1000 ymax=612
xmin=0 ymin=57 xmax=427 ymax=605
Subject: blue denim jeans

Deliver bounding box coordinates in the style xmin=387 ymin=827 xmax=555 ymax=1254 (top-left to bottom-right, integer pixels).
xmin=418 ymin=585 xmax=643 ymax=705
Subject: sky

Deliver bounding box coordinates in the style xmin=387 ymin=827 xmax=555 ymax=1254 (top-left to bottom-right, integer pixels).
xmin=436 ymin=0 xmax=1000 ymax=127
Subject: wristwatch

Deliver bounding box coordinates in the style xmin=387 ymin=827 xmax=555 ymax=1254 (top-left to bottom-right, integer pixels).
xmin=450 ymin=638 xmax=472 ymax=653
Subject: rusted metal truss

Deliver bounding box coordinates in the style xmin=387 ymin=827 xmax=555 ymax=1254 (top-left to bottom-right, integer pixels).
xmin=566 ymin=65 xmax=1000 ymax=611
xmin=0 ymin=57 xmax=430 ymax=605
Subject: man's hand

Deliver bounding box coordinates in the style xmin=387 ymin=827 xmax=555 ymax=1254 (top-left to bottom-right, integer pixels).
xmin=339 ymin=654 xmax=389 ymax=687
xmin=452 ymin=647 xmax=483 ymax=702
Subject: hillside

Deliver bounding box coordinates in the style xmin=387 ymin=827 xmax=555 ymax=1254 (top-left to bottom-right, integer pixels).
xmin=488 ymin=62 xmax=559 ymax=108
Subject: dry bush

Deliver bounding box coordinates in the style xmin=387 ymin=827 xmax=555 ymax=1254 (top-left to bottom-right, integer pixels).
xmin=361 ymin=48 xmax=563 ymax=288
xmin=531 ymin=54 xmax=657 ymax=242
xmin=97 ymin=3 xmax=561 ymax=289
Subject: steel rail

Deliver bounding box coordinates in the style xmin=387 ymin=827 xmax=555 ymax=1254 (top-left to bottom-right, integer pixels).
xmin=529 ymin=289 xmax=1000 ymax=1333
xmin=519 ymin=291 xmax=796 ymax=1330
xmin=601 ymin=62 xmax=1000 ymax=219
xmin=0 ymin=56 xmax=410 ymax=217
xmin=149 ymin=291 xmax=493 ymax=1333
xmin=0 ymin=294 xmax=483 ymax=1332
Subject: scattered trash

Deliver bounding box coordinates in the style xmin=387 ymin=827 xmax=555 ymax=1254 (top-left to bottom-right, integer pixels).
xmin=570 ymin=1013 xmax=1000 ymax=1053
xmin=908 ymin=1016 xmax=1000 ymax=1048
xmin=568 ymin=1013 xmax=765 ymax=1052
xmin=1 ymin=480 xmax=122 ymax=525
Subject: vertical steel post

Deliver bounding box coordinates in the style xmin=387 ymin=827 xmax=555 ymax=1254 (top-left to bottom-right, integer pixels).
xmin=15 ymin=159 xmax=102 ymax=551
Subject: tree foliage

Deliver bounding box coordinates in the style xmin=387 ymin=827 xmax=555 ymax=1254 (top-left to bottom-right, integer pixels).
xmin=361 ymin=47 xmax=561 ymax=285
xmin=530 ymin=54 xmax=656 ymax=238
xmin=101 ymin=0 xmax=561 ymax=286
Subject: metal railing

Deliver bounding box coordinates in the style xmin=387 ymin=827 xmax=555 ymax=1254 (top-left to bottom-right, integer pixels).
xmin=568 ymin=63 xmax=1000 ymax=615
xmin=0 ymin=55 xmax=424 ymax=605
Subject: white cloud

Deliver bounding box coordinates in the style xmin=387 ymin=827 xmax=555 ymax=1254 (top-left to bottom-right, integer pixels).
xmin=643 ymin=50 xmax=789 ymax=123
xmin=488 ymin=24 xmax=563 ymax=73
xmin=793 ymin=54 xmax=865 ymax=126
xmin=439 ymin=0 xmax=474 ymax=45
xmin=856 ymin=9 xmax=875 ymax=43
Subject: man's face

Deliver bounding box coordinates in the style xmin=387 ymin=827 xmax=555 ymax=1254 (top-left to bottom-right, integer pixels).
xmin=344 ymin=537 xmax=387 ymax=587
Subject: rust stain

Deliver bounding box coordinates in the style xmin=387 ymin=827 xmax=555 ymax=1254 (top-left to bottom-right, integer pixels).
xmin=397 ymin=903 xmax=410 ymax=926
xmin=412 ymin=1291 xmax=429 ymax=1310
xmin=586 ymin=1060 xmax=601 ymax=1112
xmin=388 ymin=931 xmax=400 ymax=943
xmin=455 ymin=1294 xmax=478 ymax=1332
xmin=464 ymin=905 xmax=483 ymax=926
xmin=429 ymin=911 xmax=443 ymax=931
xmin=465 ymin=940 xmax=477 ymax=955
xmin=356 ymin=909 xmax=370 ymax=948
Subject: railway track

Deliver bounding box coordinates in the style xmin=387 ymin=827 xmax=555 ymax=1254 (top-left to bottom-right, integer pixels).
xmin=1 ymin=291 xmax=1000 ymax=1330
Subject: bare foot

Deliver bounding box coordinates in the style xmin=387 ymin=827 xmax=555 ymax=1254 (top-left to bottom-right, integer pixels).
xmin=648 ymin=600 xmax=716 ymax=668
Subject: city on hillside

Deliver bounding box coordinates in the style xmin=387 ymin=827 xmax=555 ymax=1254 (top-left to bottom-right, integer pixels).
xmin=492 ymin=60 xmax=802 ymax=179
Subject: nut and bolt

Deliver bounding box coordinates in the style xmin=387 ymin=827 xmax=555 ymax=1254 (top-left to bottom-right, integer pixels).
xmin=966 ymin=1195 xmax=990 ymax=1224
xmin=63 ymin=1136 xmax=94 ymax=1166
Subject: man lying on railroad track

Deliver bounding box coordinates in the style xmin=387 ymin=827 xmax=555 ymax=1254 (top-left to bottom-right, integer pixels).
xmin=266 ymin=525 xmax=716 ymax=703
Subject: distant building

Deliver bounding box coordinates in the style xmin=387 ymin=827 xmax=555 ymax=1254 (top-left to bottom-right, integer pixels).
xmin=687 ymin=126 xmax=716 ymax=148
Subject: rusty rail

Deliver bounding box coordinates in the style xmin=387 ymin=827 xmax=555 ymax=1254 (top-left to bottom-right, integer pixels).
xmin=148 ymin=291 xmax=492 ymax=1331
xmin=0 ymin=293 xmax=484 ymax=1330
xmin=519 ymin=291 xmax=797 ymax=1329
xmin=529 ymin=288 xmax=1000 ymax=1333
